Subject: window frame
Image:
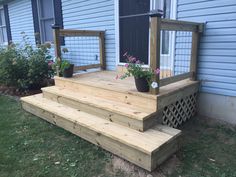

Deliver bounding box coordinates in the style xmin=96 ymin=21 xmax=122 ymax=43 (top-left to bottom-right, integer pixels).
xmin=151 ymin=0 xmax=175 ymax=56
xmin=37 ymin=0 xmax=55 ymax=43
xmin=0 ymin=6 xmax=8 ymax=45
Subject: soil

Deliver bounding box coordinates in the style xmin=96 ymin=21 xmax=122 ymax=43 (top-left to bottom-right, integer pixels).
xmin=0 ymin=79 xmax=54 ymax=97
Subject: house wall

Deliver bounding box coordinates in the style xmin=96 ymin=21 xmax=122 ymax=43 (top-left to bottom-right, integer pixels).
xmin=176 ymin=0 xmax=236 ymax=124
xmin=8 ymin=0 xmax=35 ymax=45
xmin=174 ymin=31 xmax=192 ymax=75
xmin=6 ymin=0 xmax=116 ymax=70
xmin=61 ymin=0 xmax=116 ymax=70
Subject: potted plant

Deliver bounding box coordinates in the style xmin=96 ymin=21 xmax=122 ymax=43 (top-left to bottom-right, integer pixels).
xmin=60 ymin=60 xmax=74 ymax=78
xmin=52 ymin=57 xmax=74 ymax=78
xmin=117 ymin=52 xmax=160 ymax=92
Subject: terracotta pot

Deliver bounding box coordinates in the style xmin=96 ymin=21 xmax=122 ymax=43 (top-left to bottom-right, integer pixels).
xmin=63 ymin=64 xmax=74 ymax=78
xmin=134 ymin=77 xmax=149 ymax=92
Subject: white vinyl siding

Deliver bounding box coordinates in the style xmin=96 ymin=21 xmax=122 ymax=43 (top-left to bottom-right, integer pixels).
xmin=8 ymin=0 xmax=35 ymax=44
xmin=176 ymin=0 xmax=236 ymax=96
xmin=61 ymin=0 xmax=116 ymax=70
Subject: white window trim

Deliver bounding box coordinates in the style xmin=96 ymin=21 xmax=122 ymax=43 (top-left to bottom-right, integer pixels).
xmin=37 ymin=0 xmax=55 ymax=43
xmin=115 ymin=0 xmax=177 ymax=69
xmin=114 ymin=0 xmax=120 ymax=67
xmin=0 ymin=6 xmax=8 ymax=45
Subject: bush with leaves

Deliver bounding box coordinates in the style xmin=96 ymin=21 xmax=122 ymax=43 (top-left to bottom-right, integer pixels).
xmin=0 ymin=35 xmax=53 ymax=90
xmin=0 ymin=45 xmax=28 ymax=89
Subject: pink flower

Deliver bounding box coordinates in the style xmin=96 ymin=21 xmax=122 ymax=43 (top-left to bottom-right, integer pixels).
xmin=115 ymin=75 xmax=119 ymax=80
xmin=154 ymin=68 xmax=160 ymax=75
xmin=48 ymin=61 xmax=54 ymax=66
xmin=128 ymin=56 xmax=136 ymax=63
xmin=124 ymin=63 xmax=129 ymax=68
xmin=135 ymin=60 xmax=141 ymax=64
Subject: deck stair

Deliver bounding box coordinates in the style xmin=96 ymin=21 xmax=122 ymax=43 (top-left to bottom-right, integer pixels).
xmin=20 ymin=71 xmax=193 ymax=171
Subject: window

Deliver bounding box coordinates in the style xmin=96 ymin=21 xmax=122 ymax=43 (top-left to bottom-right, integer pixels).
xmin=151 ymin=0 xmax=173 ymax=55
xmin=32 ymin=0 xmax=63 ymax=44
xmin=0 ymin=8 xmax=8 ymax=44
xmin=162 ymin=0 xmax=171 ymax=55
xmin=37 ymin=0 xmax=55 ymax=43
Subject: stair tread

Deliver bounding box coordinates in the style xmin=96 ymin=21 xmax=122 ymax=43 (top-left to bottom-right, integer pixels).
xmin=21 ymin=94 xmax=181 ymax=154
xmin=42 ymin=86 xmax=154 ymax=120
xmin=54 ymin=71 xmax=157 ymax=100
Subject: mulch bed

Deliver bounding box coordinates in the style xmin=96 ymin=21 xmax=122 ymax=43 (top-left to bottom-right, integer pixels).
xmin=0 ymin=84 xmax=42 ymax=97
xmin=0 ymin=79 xmax=55 ymax=97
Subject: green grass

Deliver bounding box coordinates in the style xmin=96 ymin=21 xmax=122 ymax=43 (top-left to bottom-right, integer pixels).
xmin=0 ymin=96 xmax=111 ymax=177
xmin=0 ymin=95 xmax=236 ymax=177
xmin=172 ymin=116 xmax=236 ymax=177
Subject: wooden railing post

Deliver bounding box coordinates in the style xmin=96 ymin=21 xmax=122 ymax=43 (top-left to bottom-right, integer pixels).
xmin=52 ymin=24 xmax=62 ymax=76
xmin=190 ymin=31 xmax=200 ymax=81
xmin=99 ymin=31 xmax=106 ymax=70
xmin=190 ymin=24 xmax=203 ymax=81
xmin=149 ymin=11 xmax=162 ymax=95
xmin=52 ymin=24 xmax=61 ymax=59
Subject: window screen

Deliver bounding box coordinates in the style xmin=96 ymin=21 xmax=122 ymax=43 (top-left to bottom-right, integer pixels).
xmin=0 ymin=8 xmax=7 ymax=44
xmin=38 ymin=0 xmax=54 ymax=43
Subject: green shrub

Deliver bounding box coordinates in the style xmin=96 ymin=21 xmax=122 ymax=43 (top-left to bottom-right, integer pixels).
xmin=0 ymin=36 xmax=52 ymax=90
xmin=0 ymin=45 xmax=29 ymax=89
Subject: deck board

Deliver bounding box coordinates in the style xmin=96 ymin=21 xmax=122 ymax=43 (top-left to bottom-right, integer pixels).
xmin=19 ymin=70 xmax=199 ymax=171
xmin=56 ymin=71 xmax=198 ymax=98
xmin=21 ymin=94 xmax=181 ymax=171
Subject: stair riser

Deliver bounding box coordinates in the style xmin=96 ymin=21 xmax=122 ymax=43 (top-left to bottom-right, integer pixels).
xmin=55 ymin=78 xmax=157 ymax=112
xmin=21 ymin=101 xmax=153 ymax=171
xmin=43 ymin=91 xmax=146 ymax=131
xmin=152 ymin=137 xmax=181 ymax=169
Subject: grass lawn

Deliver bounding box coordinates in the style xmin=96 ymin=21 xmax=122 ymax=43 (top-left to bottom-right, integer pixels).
xmin=0 ymin=95 xmax=236 ymax=177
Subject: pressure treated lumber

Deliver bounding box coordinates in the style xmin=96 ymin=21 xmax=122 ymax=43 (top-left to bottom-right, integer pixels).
xmin=21 ymin=94 xmax=181 ymax=171
xmin=149 ymin=15 xmax=161 ymax=95
xmin=158 ymin=79 xmax=199 ymax=110
xmin=42 ymin=86 xmax=157 ymax=131
xmin=54 ymin=71 xmax=158 ymax=112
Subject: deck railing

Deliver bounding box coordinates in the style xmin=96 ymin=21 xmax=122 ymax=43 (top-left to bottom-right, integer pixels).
xmin=149 ymin=11 xmax=204 ymax=95
xmin=52 ymin=25 xmax=106 ymax=72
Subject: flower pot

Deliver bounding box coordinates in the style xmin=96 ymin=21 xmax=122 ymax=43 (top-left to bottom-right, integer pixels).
xmin=63 ymin=64 xmax=74 ymax=78
xmin=134 ymin=77 xmax=149 ymax=92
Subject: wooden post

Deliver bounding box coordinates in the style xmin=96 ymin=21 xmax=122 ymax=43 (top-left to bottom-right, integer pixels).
xmin=52 ymin=24 xmax=61 ymax=61
xmin=190 ymin=30 xmax=200 ymax=81
xmin=149 ymin=11 xmax=162 ymax=95
xmin=99 ymin=31 xmax=106 ymax=70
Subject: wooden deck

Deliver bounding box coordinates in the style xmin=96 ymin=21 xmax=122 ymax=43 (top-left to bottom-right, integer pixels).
xmin=21 ymin=70 xmax=199 ymax=171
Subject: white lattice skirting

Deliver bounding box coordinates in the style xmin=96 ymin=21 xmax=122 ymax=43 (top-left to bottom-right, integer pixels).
xmin=162 ymin=92 xmax=197 ymax=128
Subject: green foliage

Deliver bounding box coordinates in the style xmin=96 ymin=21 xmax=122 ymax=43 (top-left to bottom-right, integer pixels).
xmin=117 ymin=53 xmax=160 ymax=85
xmin=60 ymin=60 xmax=71 ymax=72
xmin=51 ymin=56 xmax=71 ymax=77
xmin=0 ymin=95 xmax=111 ymax=177
xmin=0 ymin=35 xmax=52 ymax=90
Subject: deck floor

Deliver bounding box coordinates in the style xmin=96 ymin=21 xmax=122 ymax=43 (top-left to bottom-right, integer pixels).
xmin=56 ymin=71 xmax=197 ymax=98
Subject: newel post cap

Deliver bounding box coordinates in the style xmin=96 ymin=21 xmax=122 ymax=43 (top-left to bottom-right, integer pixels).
xmin=149 ymin=10 xmax=163 ymax=17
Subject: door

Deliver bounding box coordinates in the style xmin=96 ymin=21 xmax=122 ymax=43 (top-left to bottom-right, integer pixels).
xmin=118 ymin=0 xmax=176 ymax=68
xmin=119 ymin=0 xmax=150 ymax=64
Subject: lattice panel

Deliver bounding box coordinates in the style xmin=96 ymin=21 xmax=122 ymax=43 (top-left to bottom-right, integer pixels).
xmin=162 ymin=92 xmax=197 ymax=128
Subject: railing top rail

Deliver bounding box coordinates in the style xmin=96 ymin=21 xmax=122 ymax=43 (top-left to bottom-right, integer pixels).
xmin=160 ymin=18 xmax=204 ymax=32
xmin=159 ymin=72 xmax=192 ymax=87
xmin=59 ymin=29 xmax=105 ymax=37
